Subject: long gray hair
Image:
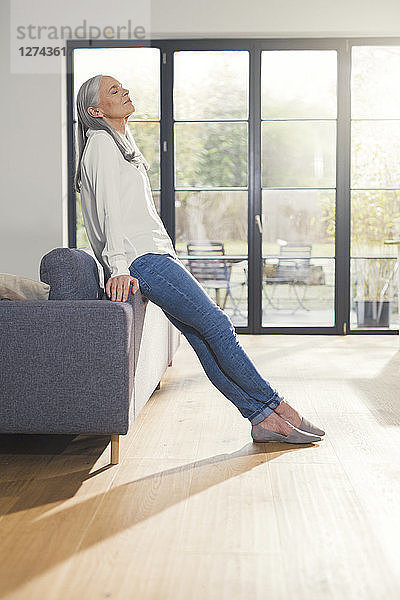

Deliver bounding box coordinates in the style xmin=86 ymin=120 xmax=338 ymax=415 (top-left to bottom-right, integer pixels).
xmin=74 ymin=74 xmax=150 ymax=194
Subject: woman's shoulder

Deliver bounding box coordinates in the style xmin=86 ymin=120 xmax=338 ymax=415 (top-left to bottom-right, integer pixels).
xmin=83 ymin=130 xmax=120 ymax=163
xmin=86 ymin=129 xmax=117 ymax=148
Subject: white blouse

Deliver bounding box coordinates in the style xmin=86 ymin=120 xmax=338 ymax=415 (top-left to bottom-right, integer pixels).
xmin=79 ymin=128 xmax=177 ymax=278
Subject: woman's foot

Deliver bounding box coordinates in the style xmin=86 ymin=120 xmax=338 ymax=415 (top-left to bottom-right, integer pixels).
xmin=257 ymin=411 xmax=295 ymax=436
xmin=251 ymin=413 xmax=322 ymax=444
xmin=273 ymin=398 xmax=326 ymax=436
xmin=273 ymin=399 xmax=302 ymax=428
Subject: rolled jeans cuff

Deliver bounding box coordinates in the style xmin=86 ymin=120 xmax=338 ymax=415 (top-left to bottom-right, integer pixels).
xmin=248 ymin=393 xmax=283 ymax=425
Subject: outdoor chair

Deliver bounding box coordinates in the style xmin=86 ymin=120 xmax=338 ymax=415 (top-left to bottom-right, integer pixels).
xmin=263 ymin=243 xmax=312 ymax=312
xmin=185 ymin=241 xmax=246 ymax=318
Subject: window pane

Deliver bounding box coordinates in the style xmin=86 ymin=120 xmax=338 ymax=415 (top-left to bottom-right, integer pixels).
xmin=351 ymin=121 xmax=400 ymax=189
xmin=175 ymin=190 xmax=248 ymax=255
xmin=350 ymin=258 xmax=398 ymax=329
xmin=350 ymin=191 xmax=399 ymax=330
xmin=73 ymin=47 xmax=160 ymax=120
xmin=261 ymin=190 xmax=335 ymax=326
xmin=262 ymin=190 xmax=335 ymax=257
xmin=352 ymin=46 xmax=400 ymax=119
xmin=128 ymin=122 xmax=160 ymax=190
xmin=175 ymin=191 xmax=248 ymax=326
xmin=262 ymin=257 xmax=335 ymax=327
xmin=262 ymin=122 xmax=336 ymax=188
xmin=175 ymin=122 xmax=248 ymax=188
xmin=153 ymin=191 xmax=160 ymax=216
xmin=174 ymin=51 xmax=249 ymax=120
xmin=261 ymin=50 xmax=337 ymax=119
xmin=351 ymin=191 xmax=400 ymax=257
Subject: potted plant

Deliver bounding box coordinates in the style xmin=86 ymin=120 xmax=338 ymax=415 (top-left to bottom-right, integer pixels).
xmin=353 ymin=257 xmax=397 ymax=327
xmin=348 ymin=186 xmax=400 ymax=328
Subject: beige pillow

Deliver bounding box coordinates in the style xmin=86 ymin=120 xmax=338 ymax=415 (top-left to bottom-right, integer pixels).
xmin=0 ymin=274 xmax=50 ymax=300
xmin=0 ymin=285 xmax=27 ymax=301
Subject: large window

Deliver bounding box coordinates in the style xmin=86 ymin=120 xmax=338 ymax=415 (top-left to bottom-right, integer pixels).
xmin=68 ymin=38 xmax=400 ymax=334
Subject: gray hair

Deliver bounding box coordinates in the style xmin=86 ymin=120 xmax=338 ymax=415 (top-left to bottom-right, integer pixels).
xmin=74 ymin=74 xmax=150 ymax=194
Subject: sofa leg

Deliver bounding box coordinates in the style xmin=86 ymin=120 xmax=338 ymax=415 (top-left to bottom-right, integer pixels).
xmin=111 ymin=435 xmax=119 ymax=465
xmin=168 ymin=359 xmax=173 ymax=367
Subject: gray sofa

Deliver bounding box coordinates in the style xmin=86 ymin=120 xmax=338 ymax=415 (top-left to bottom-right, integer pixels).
xmin=0 ymin=248 xmax=181 ymax=464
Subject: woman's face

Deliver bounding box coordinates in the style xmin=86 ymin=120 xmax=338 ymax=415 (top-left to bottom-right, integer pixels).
xmin=88 ymin=75 xmax=135 ymax=120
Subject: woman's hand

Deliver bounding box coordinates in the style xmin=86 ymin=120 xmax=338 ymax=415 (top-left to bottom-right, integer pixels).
xmin=106 ymin=275 xmax=139 ymax=302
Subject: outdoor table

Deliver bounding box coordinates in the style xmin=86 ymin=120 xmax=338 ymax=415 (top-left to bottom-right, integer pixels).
xmin=177 ymin=255 xmax=248 ymax=318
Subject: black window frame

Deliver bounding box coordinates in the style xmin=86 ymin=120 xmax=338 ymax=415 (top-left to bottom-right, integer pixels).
xmin=66 ymin=36 xmax=400 ymax=335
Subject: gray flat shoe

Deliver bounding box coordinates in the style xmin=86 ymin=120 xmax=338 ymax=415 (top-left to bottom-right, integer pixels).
xmin=251 ymin=423 xmax=321 ymax=444
xmin=296 ymin=417 xmax=325 ymax=437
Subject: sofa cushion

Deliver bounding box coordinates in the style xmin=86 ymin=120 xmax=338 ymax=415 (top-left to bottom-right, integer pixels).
xmin=0 ymin=274 xmax=50 ymax=300
xmin=40 ymin=248 xmax=103 ymax=300
xmin=78 ymin=246 xmax=106 ymax=290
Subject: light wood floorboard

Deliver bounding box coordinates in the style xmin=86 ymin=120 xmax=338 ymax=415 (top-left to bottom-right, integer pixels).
xmin=1 ymin=334 xmax=400 ymax=599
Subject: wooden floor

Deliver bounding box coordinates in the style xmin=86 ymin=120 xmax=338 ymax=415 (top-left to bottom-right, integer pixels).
xmin=1 ymin=334 xmax=400 ymax=600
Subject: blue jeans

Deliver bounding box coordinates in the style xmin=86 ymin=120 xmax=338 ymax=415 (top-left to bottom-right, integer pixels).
xmin=128 ymin=252 xmax=283 ymax=424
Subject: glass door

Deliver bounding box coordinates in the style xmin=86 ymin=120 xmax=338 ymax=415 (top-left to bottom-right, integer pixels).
xmin=260 ymin=50 xmax=338 ymax=328
xmin=173 ymin=50 xmax=250 ymax=327
xmin=350 ymin=45 xmax=400 ymax=331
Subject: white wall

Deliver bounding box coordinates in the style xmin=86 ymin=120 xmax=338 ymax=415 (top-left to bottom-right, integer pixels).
xmin=150 ymin=0 xmax=400 ymax=38
xmin=1 ymin=1 xmax=63 ymax=280
xmin=1 ymin=0 xmax=400 ymax=280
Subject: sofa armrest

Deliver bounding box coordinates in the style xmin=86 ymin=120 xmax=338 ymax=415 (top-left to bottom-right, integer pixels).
xmin=0 ymin=300 xmax=135 ymax=435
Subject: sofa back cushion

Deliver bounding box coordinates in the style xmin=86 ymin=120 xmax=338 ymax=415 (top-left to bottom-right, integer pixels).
xmin=40 ymin=248 xmax=103 ymax=300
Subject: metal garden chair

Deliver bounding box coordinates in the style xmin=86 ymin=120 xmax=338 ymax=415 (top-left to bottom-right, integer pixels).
xmin=185 ymin=241 xmax=246 ymax=318
xmin=263 ymin=243 xmax=312 ymax=312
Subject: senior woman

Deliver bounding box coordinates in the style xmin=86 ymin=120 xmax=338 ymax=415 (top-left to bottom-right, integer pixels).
xmin=74 ymin=73 xmax=325 ymax=445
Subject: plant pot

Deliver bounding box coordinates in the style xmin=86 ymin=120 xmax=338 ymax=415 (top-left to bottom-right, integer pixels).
xmin=355 ymin=299 xmax=392 ymax=328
